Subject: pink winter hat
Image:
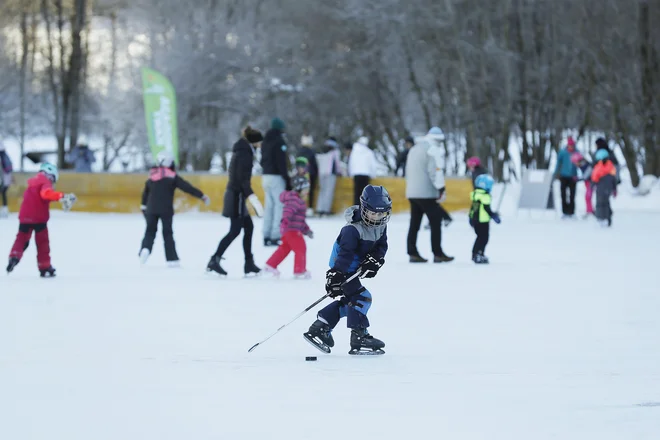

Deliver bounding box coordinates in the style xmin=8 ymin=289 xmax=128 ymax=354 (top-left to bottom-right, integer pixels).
xmin=567 ymin=136 xmax=576 ymax=147
xmin=467 ymin=156 xmax=481 ymax=167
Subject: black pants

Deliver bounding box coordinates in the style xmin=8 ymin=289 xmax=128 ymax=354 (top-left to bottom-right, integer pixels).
xmin=214 ymin=216 xmax=254 ymax=260
xmin=353 ymin=175 xmax=370 ymax=206
xmin=309 ymin=173 xmax=317 ymax=210
xmin=1 ymin=186 xmax=7 ymax=206
xmin=472 ymin=222 xmax=490 ymax=255
xmin=407 ymin=198 xmax=445 ymax=257
xmin=141 ymin=213 xmax=178 ymax=261
xmin=559 ymin=177 xmax=576 ymax=215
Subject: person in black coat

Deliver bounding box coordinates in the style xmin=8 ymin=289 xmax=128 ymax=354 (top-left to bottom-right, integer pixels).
xmin=298 ymin=135 xmax=319 ymax=212
xmin=139 ymin=151 xmax=209 ymax=266
xmin=395 ymin=136 xmax=414 ymax=177
xmin=260 ymin=118 xmax=291 ymax=246
xmin=207 ymin=126 xmax=265 ymax=276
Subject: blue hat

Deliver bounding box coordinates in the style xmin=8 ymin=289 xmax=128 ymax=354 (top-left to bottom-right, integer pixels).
xmin=475 ymin=174 xmax=494 ymax=192
xmin=594 ymin=149 xmax=609 ymax=161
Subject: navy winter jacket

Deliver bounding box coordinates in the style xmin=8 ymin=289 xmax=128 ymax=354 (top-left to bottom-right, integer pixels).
xmin=328 ymin=206 xmax=388 ymax=273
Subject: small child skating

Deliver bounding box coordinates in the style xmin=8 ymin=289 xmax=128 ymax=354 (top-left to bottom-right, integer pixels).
xmin=590 ymin=149 xmax=617 ymax=227
xmin=294 ymin=156 xmax=310 ymax=178
xmin=303 ymin=184 xmax=391 ymax=355
xmin=139 ymin=151 xmax=209 ymax=266
xmin=263 ymin=175 xmax=314 ymax=279
xmin=570 ymin=152 xmax=594 ymax=217
xmin=6 ymin=163 xmax=77 ymax=277
xmin=468 ymin=174 xmax=501 ymax=264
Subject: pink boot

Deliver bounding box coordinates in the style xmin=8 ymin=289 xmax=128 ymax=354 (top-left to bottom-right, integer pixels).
xmin=263 ymin=264 xmax=280 ymax=277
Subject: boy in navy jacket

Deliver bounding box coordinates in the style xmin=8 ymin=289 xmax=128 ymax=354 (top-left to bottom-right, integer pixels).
xmin=303 ymin=185 xmax=391 ymax=355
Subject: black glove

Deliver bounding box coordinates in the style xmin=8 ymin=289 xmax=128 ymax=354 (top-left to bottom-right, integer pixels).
xmin=325 ymin=269 xmax=347 ymax=297
xmin=358 ymin=254 xmax=384 ymax=279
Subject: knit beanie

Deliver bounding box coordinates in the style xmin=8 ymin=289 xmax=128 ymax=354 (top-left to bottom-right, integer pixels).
xmin=271 ymin=118 xmax=286 ymax=131
xmin=595 ymin=138 xmax=608 ymax=151
xmin=243 ymin=126 xmax=263 ymax=143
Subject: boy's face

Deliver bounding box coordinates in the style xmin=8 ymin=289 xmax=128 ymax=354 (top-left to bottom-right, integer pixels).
xmin=364 ymin=210 xmax=387 ymax=223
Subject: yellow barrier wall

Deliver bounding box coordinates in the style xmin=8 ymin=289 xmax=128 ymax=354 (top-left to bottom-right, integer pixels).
xmin=6 ymin=173 xmax=472 ymax=214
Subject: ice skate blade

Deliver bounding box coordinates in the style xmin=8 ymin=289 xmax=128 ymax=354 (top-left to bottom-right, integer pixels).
xmin=205 ymin=268 xmax=227 ymax=277
xmin=303 ymin=333 xmax=331 ymax=354
xmin=348 ymin=348 xmax=385 ymax=356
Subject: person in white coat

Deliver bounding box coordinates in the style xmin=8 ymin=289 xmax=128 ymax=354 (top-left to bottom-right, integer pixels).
xmin=404 ymin=127 xmax=454 ymax=263
xmin=348 ymin=136 xmax=377 ymax=205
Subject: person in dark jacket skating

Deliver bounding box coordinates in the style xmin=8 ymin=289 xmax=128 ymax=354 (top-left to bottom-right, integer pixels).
xmin=207 ymin=126 xmax=265 ymax=276
xmin=303 ymin=185 xmax=391 ymax=355
xmin=395 ymin=136 xmax=414 ymax=177
xmin=139 ymin=151 xmax=209 ymax=266
xmin=591 ymin=149 xmax=618 ymax=227
xmin=260 ymin=118 xmax=291 ymax=246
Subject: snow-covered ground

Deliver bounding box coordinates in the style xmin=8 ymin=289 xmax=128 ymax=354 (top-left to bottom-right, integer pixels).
xmin=1 ymin=197 xmax=659 ymax=439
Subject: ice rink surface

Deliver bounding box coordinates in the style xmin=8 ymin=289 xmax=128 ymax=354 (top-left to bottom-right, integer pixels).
xmin=1 ymin=208 xmax=659 ymax=440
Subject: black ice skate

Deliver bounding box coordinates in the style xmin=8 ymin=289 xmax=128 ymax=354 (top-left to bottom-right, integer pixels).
xmin=244 ymin=258 xmax=261 ymax=276
xmin=40 ymin=266 xmax=56 ymax=278
xmin=349 ymin=328 xmax=385 ymax=355
xmin=409 ymin=254 xmax=428 ymax=263
xmin=303 ymin=319 xmax=334 ymax=354
xmin=434 ymin=253 xmax=455 ymax=263
xmin=206 ymin=256 xmax=227 ymax=276
xmin=6 ymin=257 xmax=19 ymax=273
xmin=472 ymin=252 xmax=489 ymax=264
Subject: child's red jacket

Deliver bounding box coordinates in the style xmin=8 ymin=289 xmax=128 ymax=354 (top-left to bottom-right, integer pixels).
xmin=18 ymin=172 xmax=63 ymax=224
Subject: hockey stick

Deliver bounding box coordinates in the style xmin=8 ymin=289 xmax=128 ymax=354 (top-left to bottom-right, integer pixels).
xmin=247 ymin=269 xmax=362 ymax=353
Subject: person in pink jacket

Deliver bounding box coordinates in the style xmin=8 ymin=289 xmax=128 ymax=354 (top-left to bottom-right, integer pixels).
xmin=264 ymin=175 xmax=314 ymax=278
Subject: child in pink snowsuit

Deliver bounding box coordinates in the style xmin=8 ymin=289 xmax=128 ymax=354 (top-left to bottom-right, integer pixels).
xmin=571 ymin=152 xmax=594 ymax=216
xmin=264 ymin=175 xmax=313 ymax=278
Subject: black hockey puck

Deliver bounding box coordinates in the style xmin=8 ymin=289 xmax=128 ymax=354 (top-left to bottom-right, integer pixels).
xmin=305 ymin=356 xmax=317 ymax=361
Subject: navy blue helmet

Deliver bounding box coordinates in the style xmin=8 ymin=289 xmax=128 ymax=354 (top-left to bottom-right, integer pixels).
xmin=359 ymin=185 xmax=392 ymax=227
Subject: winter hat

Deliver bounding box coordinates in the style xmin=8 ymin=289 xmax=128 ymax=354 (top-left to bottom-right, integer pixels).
xmin=157 ymin=150 xmax=174 ymax=168
xmin=467 ymin=156 xmax=481 ymax=168
xmin=567 ymin=136 xmax=576 ymax=148
xmin=594 ymin=149 xmax=609 ymax=162
xmin=300 ymin=135 xmax=314 ymax=147
xmin=243 ymin=126 xmax=263 ymax=143
xmin=357 ymin=136 xmax=369 ymax=146
xmin=295 ymin=156 xmax=309 ymax=169
xmin=405 ymin=136 xmax=415 ymax=145
xmin=595 ymin=137 xmax=608 ymax=151
xmin=292 ymin=174 xmax=311 ymax=192
xmin=427 ymin=126 xmax=445 ymax=141
xmin=271 ymin=118 xmax=286 ymax=131
xmin=324 ymin=138 xmax=338 ymax=148
xmin=570 ymin=152 xmax=584 ymax=165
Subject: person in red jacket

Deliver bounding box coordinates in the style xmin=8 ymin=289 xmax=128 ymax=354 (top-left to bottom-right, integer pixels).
xmin=263 ymin=175 xmax=314 ymax=279
xmin=6 ymin=163 xmax=77 ymax=277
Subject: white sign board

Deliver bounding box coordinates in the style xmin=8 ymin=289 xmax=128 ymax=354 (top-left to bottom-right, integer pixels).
xmin=518 ymin=169 xmax=555 ymax=210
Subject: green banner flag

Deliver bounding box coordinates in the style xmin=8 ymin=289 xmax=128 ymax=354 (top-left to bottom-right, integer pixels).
xmin=141 ymin=67 xmax=179 ymax=165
